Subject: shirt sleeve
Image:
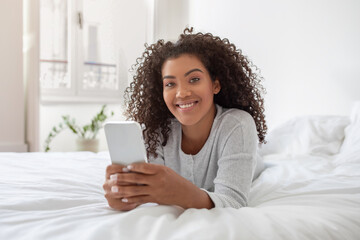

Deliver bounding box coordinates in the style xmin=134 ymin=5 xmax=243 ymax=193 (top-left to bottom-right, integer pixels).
xmin=204 ymin=116 xmax=258 ymax=208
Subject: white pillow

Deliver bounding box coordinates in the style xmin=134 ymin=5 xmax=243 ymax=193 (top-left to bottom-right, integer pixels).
xmin=336 ymin=101 xmax=360 ymax=164
xmin=339 ymin=101 xmax=360 ymax=154
xmin=259 ymin=115 xmax=350 ymax=156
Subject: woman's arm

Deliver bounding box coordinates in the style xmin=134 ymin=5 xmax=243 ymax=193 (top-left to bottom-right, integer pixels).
xmin=206 ymin=113 xmax=258 ymax=208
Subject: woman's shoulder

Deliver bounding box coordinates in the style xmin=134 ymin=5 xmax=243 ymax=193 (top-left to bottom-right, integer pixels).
xmin=214 ymin=105 xmax=258 ymax=147
xmin=216 ymin=105 xmax=256 ymax=129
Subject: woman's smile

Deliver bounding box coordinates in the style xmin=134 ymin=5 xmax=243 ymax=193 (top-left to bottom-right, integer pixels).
xmin=176 ymin=100 xmax=199 ymax=111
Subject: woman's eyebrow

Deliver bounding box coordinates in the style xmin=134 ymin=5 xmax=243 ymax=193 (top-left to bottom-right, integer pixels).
xmin=162 ymin=75 xmax=175 ymax=80
xmin=184 ymin=68 xmax=203 ymax=76
xmin=162 ymin=68 xmax=203 ymax=80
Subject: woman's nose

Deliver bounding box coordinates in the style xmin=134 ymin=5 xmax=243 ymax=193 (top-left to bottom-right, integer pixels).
xmin=176 ymin=84 xmax=191 ymax=98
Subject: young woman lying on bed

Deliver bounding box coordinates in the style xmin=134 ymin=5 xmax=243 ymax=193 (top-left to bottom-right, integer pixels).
xmin=103 ymin=28 xmax=267 ymax=211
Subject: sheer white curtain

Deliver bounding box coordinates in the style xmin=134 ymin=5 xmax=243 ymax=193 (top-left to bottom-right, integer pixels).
xmin=24 ymin=0 xmax=40 ymax=151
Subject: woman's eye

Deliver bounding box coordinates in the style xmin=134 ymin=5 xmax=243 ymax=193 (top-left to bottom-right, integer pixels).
xmin=190 ymin=77 xmax=200 ymax=83
xmin=165 ymin=82 xmax=175 ymax=87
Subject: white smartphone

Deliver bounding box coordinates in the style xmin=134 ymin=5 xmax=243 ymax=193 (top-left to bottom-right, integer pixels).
xmin=104 ymin=121 xmax=148 ymax=165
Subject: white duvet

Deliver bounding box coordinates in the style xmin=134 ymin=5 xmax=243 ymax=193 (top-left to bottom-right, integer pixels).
xmin=1 ymin=112 xmax=360 ymax=239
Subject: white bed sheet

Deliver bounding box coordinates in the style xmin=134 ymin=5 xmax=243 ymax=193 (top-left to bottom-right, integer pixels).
xmin=1 ymin=150 xmax=359 ymax=240
xmin=2 ymin=105 xmax=360 ymax=240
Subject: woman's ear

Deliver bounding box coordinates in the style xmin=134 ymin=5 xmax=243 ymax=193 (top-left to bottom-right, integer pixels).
xmin=213 ymin=79 xmax=221 ymax=94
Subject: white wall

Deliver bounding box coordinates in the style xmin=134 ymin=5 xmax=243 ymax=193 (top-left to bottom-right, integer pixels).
xmin=154 ymin=0 xmax=189 ymax=41
xmin=187 ymin=0 xmax=360 ymax=129
xmin=0 ymin=0 xmax=27 ymax=152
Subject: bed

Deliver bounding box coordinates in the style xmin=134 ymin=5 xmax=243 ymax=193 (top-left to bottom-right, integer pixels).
xmin=1 ymin=103 xmax=360 ymax=240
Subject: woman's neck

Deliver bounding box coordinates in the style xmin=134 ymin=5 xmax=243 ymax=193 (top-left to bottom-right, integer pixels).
xmin=181 ymin=105 xmax=217 ymax=155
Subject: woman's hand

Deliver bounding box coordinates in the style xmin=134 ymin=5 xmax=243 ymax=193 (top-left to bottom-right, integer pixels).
xmin=103 ymin=164 xmax=141 ymax=211
xmin=104 ymin=163 xmax=214 ymax=210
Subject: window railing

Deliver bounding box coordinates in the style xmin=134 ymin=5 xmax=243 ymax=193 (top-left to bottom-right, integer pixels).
xmin=40 ymin=59 xmax=117 ymax=91
xmin=82 ymin=61 xmax=117 ymax=90
xmin=40 ymin=59 xmax=69 ymax=89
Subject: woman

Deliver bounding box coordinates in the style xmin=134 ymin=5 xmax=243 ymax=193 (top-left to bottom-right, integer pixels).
xmin=103 ymin=28 xmax=267 ymax=211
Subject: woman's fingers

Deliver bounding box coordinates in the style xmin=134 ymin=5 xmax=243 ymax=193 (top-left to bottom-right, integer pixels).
xmin=121 ymin=195 xmax=154 ymax=205
xmin=105 ymin=164 xmax=129 ymax=179
xmin=110 ymin=172 xmax=152 ymax=185
xmin=104 ymin=164 xmax=158 ymax=211
xmin=126 ymin=162 xmax=161 ymax=175
xmin=108 ymin=185 xmax=150 ymax=199
xmin=105 ymin=196 xmax=140 ymax=211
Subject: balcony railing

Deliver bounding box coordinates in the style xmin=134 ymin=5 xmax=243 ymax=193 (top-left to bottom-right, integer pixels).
xmin=40 ymin=59 xmax=117 ymax=90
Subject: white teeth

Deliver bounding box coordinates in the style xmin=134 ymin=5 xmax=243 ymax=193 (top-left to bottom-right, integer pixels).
xmin=178 ymin=102 xmax=195 ymax=109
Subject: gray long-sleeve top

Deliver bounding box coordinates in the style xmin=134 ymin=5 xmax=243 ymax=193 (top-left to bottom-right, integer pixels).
xmin=149 ymin=104 xmax=263 ymax=208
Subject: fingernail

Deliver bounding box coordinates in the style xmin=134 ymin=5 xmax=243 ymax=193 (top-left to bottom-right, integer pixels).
xmin=111 ymin=186 xmax=118 ymax=193
xmin=122 ymin=167 xmax=130 ymax=173
xmin=110 ymin=174 xmax=117 ymax=181
xmin=122 ymin=198 xmax=128 ymax=203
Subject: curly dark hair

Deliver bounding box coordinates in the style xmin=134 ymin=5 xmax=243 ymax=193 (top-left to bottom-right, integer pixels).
xmin=124 ymin=28 xmax=267 ymax=158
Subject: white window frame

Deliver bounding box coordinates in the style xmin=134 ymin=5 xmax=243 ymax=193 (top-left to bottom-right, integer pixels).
xmin=40 ymin=0 xmax=123 ymax=104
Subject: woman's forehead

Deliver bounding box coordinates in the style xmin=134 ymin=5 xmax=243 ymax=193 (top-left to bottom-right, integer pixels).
xmin=161 ymin=54 xmax=206 ymax=74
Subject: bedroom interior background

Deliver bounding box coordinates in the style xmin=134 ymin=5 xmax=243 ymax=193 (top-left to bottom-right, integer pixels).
xmin=0 ymin=0 xmax=359 ymax=153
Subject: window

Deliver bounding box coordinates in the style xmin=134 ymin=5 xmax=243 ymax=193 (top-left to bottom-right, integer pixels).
xmin=40 ymin=0 xmax=122 ymax=103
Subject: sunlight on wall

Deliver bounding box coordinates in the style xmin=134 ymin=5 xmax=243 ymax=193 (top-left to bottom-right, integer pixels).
xmin=188 ymin=0 xmax=360 ymax=130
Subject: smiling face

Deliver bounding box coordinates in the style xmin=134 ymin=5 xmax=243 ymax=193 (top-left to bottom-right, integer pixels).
xmin=161 ymin=54 xmax=221 ymax=128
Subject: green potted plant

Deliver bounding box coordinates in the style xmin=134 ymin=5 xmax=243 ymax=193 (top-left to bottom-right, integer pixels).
xmin=44 ymin=105 xmax=114 ymax=152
